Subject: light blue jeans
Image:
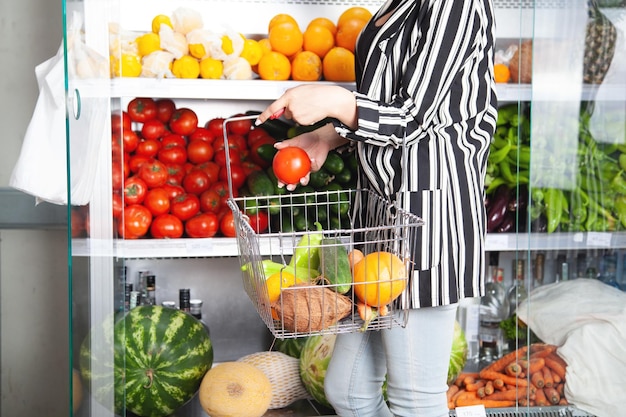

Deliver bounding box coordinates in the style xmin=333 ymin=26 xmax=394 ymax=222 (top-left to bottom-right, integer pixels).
xmin=324 ymin=304 xmax=458 ymax=417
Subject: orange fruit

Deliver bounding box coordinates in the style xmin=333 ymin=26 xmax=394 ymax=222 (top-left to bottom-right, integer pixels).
xmin=494 ymin=63 xmax=511 ymax=83
xmin=266 ymin=270 xmax=303 ymax=303
xmin=268 ymin=13 xmax=299 ymax=32
xmin=353 ymin=251 xmax=407 ymax=308
xmin=258 ymin=38 xmax=273 ymax=55
xmin=307 ymin=17 xmax=337 ymax=36
xmin=257 ymin=51 xmax=292 ymax=80
xmin=303 ymin=24 xmax=335 ymax=59
xmin=335 ymin=18 xmax=367 ymax=53
xmin=337 ymin=6 xmax=372 ymax=27
xmin=269 ymin=22 xmax=304 ymax=57
xmin=291 ymin=51 xmax=322 ymax=81
xmin=322 ymin=46 xmax=356 ymax=82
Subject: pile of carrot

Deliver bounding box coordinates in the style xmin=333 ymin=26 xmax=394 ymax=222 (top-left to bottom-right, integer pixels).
xmin=447 ymin=343 xmax=569 ymax=409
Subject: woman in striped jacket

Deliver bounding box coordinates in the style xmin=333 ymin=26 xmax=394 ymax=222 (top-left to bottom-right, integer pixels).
xmin=256 ymin=0 xmax=498 ymax=415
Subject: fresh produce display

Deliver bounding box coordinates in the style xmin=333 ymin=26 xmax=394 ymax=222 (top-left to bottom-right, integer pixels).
xmin=447 ymin=343 xmax=569 ymax=409
xmin=238 ymin=351 xmax=312 ymax=409
xmin=198 ymin=361 xmax=273 ymax=417
xmin=110 ymin=7 xmax=373 ymax=82
xmin=79 ymin=305 xmax=213 ymax=417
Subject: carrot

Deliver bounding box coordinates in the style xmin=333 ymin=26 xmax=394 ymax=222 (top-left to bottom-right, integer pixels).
xmin=477 ymin=386 xmax=486 ymax=398
xmin=556 ymin=382 xmax=564 ymax=396
xmin=553 ymin=372 xmax=562 ymax=384
xmin=542 ymin=365 xmax=554 ymax=388
xmin=530 ymin=344 xmax=557 ymax=359
xmin=505 ymin=361 xmax=523 ymax=376
xmin=379 ymin=304 xmax=389 ymax=316
xmin=543 ymin=387 xmax=561 ymax=405
xmin=465 ymin=380 xmax=486 ymax=392
xmin=544 ymin=353 xmax=567 ymax=381
xmin=455 ymin=398 xmax=516 ymax=408
xmin=484 ymin=380 xmax=495 ymax=396
xmin=463 ymin=374 xmax=477 ymax=386
xmin=559 ymin=398 xmax=569 ymax=405
xmin=454 ymin=372 xmax=479 ymax=387
xmin=520 ymin=357 xmax=545 ymax=375
xmin=484 ymin=387 xmax=526 ymax=401
xmin=451 ymin=388 xmax=466 ymax=405
xmin=454 ymin=390 xmax=478 ymax=405
xmin=482 ymin=345 xmax=529 ymax=373
xmin=447 ymin=384 xmax=460 ymax=407
xmin=479 ymin=370 xmax=528 ymax=387
xmin=493 ymin=378 xmax=505 ymax=390
xmin=534 ymin=386 xmax=549 ymax=406
xmin=531 ymin=371 xmax=545 ymax=388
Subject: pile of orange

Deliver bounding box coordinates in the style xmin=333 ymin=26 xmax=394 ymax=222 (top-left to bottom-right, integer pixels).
xmin=256 ymin=7 xmax=373 ymax=82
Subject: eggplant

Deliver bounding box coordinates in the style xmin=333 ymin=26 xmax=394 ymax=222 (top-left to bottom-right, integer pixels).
xmin=497 ymin=211 xmax=516 ymax=233
xmin=508 ymin=185 xmax=529 ymax=212
xmin=487 ymin=185 xmax=511 ymax=232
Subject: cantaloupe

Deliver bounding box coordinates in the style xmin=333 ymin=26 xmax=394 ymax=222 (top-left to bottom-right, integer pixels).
xmin=198 ymin=362 xmax=272 ymax=417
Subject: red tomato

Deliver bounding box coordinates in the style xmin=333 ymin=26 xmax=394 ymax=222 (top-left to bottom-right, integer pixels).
xmin=182 ymin=169 xmax=211 ymax=195
xmin=121 ymin=129 xmax=139 ymax=153
xmin=112 ymin=192 xmax=123 ymax=219
xmin=156 ymin=98 xmax=177 ymax=123
xmin=111 ymin=135 xmax=123 ymax=158
xmin=141 ymin=119 xmax=167 ymax=140
xmin=189 ymin=127 xmax=215 ymax=143
xmin=187 ymin=139 xmax=214 ymax=165
xmin=127 ymin=97 xmax=158 ymax=123
xmin=138 ymin=159 xmax=168 ymax=189
xmin=214 ymin=148 xmax=241 ymax=166
xmin=199 ymin=189 xmax=222 ymax=213
xmin=185 ymin=212 xmax=219 ymax=238
xmin=227 ymin=114 xmax=253 ymax=135
xmin=143 ymin=187 xmax=171 ymax=216
xmin=158 ymin=145 xmax=188 ymax=166
xmin=206 ymin=117 xmax=225 ymax=137
xmin=249 ymin=136 xmax=277 ymax=168
xmin=169 ymin=108 xmax=198 ymax=136
xmin=241 ymin=161 xmax=262 ymax=176
xmin=248 ymin=211 xmax=269 ymax=233
xmin=165 ymin=163 xmax=185 ymax=186
xmin=119 ymin=204 xmax=152 ymax=239
xmin=272 ymin=146 xmax=311 ymax=185
xmin=123 ymin=176 xmax=148 ymax=205
xmin=219 ymin=210 xmax=238 ymax=237
xmin=161 ymin=183 xmax=185 ymax=200
xmin=129 ymin=154 xmax=151 ymax=174
xmin=218 ymin=164 xmax=247 ymax=191
xmin=209 ymin=181 xmax=234 ymax=207
xmin=112 ymin=159 xmax=125 ymax=191
xmin=196 ymin=161 xmax=220 ymax=184
xmin=213 ymin=133 xmax=247 ymax=152
xmin=111 ymin=111 xmax=131 ymax=133
xmin=150 ymin=214 xmax=184 ymax=239
xmin=170 ymin=193 xmax=200 ymax=221
xmin=135 ymin=138 xmax=162 ymax=158
xmin=246 ymin=127 xmax=271 ymax=146
xmin=160 ymin=133 xmax=187 ymax=148
xmin=71 ymin=206 xmax=87 ymax=238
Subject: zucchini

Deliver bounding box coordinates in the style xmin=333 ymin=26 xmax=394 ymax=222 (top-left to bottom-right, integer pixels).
xmin=320 ymin=237 xmax=352 ymax=294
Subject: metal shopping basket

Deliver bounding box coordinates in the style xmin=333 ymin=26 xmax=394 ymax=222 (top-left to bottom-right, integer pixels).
xmin=223 ymin=115 xmax=424 ymax=338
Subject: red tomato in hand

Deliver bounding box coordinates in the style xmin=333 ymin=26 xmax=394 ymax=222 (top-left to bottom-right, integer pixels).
xmin=206 ymin=117 xmax=225 ymax=137
xmin=182 ymin=169 xmax=211 ymax=195
xmin=187 ymin=139 xmax=214 ymax=165
xmin=169 ymin=108 xmax=198 ymax=136
xmin=141 ymin=119 xmax=167 ymax=140
xmin=170 ymin=193 xmax=200 ymax=221
xmin=156 ymin=98 xmax=177 ymax=123
xmin=123 ymin=176 xmax=148 ymax=205
xmin=143 ymin=187 xmax=171 ymax=216
xmin=199 ymin=189 xmax=222 ymax=213
xmin=127 ymin=97 xmax=158 ymax=123
xmin=138 ymin=159 xmax=168 ymax=189
xmin=219 ymin=210 xmax=238 ymax=237
xmin=185 ymin=212 xmax=219 ymax=238
xmin=119 ymin=204 xmax=152 ymax=239
xmin=272 ymin=146 xmax=311 ymax=185
xmin=150 ymin=213 xmax=184 ymax=239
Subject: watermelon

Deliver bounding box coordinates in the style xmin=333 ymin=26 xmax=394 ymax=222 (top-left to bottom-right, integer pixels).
xmin=299 ymin=334 xmax=336 ymax=408
xmin=79 ymin=305 xmax=213 ymax=417
xmin=447 ymin=320 xmax=468 ymax=384
xmin=274 ymin=336 xmax=309 ymax=358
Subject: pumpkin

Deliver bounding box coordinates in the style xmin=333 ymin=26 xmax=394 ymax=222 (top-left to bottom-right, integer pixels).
xmin=198 ymin=362 xmax=272 ymax=417
xmin=238 ymin=351 xmax=311 ymax=409
xmin=79 ymin=305 xmax=213 ymax=417
xmin=352 ymin=251 xmax=408 ymax=307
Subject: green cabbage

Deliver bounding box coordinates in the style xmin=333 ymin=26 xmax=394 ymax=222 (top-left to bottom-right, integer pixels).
xmin=448 ymin=320 xmax=468 ymax=384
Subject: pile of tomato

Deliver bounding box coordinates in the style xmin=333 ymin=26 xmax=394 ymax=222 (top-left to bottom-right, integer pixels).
xmin=101 ymin=97 xmax=280 ymax=239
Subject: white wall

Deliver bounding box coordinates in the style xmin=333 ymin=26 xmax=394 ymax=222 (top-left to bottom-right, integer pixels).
xmin=0 ymin=0 xmax=69 ymax=415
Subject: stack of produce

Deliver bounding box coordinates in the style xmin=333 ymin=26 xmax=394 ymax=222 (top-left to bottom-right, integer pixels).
xmin=447 ymin=343 xmax=568 ymax=409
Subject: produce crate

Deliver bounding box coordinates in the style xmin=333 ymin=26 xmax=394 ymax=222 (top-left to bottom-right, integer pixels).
xmin=228 ymin=188 xmax=424 ymax=338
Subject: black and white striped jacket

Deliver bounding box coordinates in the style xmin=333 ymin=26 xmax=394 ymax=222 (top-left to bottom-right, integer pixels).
xmin=335 ymin=0 xmax=498 ymax=308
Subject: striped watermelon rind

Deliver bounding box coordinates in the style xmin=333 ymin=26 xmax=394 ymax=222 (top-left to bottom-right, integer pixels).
xmin=80 ymin=305 xmax=213 ymax=417
xmin=299 ymin=334 xmax=336 ymax=409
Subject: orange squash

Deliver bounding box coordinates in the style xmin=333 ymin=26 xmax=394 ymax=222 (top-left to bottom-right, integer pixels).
xmin=352 ymin=251 xmax=408 ymax=307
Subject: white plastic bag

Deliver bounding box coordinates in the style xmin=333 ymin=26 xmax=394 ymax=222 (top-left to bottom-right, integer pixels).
xmin=10 ymin=11 xmax=108 ymax=206
xmin=517 ymin=279 xmax=626 ymax=417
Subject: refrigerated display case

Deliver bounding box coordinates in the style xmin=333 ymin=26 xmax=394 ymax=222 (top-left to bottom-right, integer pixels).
xmin=63 ymin=0 xmax=625 ymax=416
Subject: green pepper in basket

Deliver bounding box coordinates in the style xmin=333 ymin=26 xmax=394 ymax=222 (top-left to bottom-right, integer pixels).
xmin=288 ymin=221 xmax=324 ymax=271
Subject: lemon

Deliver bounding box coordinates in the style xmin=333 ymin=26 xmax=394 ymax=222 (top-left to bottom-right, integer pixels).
xmin=240 ymin=38 xmax=263 ymax=66
xmin=189 ymin=43 xmax=207 ymax=60
xmin=152 ymin=14 xmax=173 ymax=34
xmin=266 ymin=271 xmax=303 ymax=303
xmin=199 ymin=57 xmax=223 ymax=79
xmin=172 ymin=55 xmax=200 ymax=79
xmin=221 ymin=35 xmax=234 ymax=55
xmin=136 ymin=32 xmax=161 ymax=57
xmin=111 ymin=53 xmax=142 ymax=77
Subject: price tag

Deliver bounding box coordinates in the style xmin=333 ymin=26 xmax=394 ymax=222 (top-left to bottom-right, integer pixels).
xmin=586 ymin=232 xmax=612 ymax=247
xmin=455 ymin=404 xmax=487 ymax=417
